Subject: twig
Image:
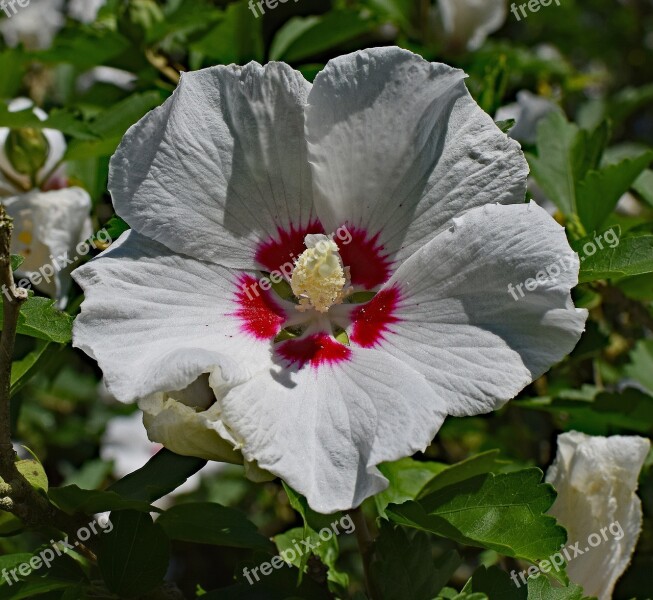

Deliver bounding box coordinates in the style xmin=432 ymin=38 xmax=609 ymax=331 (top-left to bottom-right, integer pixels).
xmin=349 ymin=506 xmax=377 ymax=599
xmin=0 ymin=205 xmax=28 ymax=468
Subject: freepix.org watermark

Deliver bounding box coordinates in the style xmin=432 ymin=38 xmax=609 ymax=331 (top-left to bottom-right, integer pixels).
xmin=507 ymin=227 xmax=619 ymax=301
xmin=510 ymin=520 xmax=624 ymax=587
xmin=1 ymin=228 xmax=112 ymax=301
xmin=0 ymin=0 xmax=30 ymax=19
xmin=243 ymin=514 xmax=355 ymax=585
xmin=2 ymin=515 xmax=113 ymax=586
xmin=248 ymin=0 xmax=302 ymax=19
xmin=510 ymin=0 xmax=562 ymax=21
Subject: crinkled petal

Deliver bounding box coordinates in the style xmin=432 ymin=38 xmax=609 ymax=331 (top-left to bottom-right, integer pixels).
xmin=305 ymin=47 xmax=527 ymax=269
xmin=110 ymin=62 xmax=313 ymax=269
xmin=4 ymin=188 xmax=91 ymax=304
xmin=546 ymin=432 xmax=650 ymax=600
xmin=216 ymin=347 xmax=447 ymax=513
xmin=341 ymin=202 xmax=587 ymax=417
xmin=72 ymin=230 xmax=286 ymax=402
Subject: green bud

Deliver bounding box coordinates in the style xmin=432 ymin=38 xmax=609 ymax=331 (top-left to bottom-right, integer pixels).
xmin=4 ymin=128 xmax=50 ymax=180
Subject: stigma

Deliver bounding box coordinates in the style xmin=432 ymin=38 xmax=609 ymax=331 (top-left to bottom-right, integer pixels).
xmin=290 ymin=234 xmax=350 ymax=313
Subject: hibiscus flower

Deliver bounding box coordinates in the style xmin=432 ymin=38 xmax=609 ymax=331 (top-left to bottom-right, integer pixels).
xmin=546 ymin=431 xmax=650 ymax=600
xmin=73 ymin=47 xmax=587 ymax=513
xmin=0 ymin=99 xmax=92 ymax=306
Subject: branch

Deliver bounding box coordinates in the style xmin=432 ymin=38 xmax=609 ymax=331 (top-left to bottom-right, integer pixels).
xmin=0 ymin=204 xmax=28 ymax=471
xmin=0 ymin=205 xmax=98 ymax=556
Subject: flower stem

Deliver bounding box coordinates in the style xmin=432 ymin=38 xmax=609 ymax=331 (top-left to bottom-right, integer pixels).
xmin=349 ymin=506 xmax=377 ymax=599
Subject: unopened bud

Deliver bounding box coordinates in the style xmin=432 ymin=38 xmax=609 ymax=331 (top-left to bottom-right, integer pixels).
xmin=4 ymin=128 xmax=49 ymax=180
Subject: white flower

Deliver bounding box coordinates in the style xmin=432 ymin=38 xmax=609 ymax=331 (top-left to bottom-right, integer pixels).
xmin=546 ymin=431 xmax=650 ymax=600
xmin=73 ymin=47 xmax=587 ymax=513
xmin=437 ymin=0 xmax=507 ymax=51
xmin=68 ymin=0 xmax=106 ymax=24
xmin=495 ymin=91 xmax=561 ymax=145
xmin=0 ymin=99 xmax=92 ymax=305
xmin=0 ymin=0 xmax=105 ymax=50
xmin=0 ymin=0 xmax=65 ymax=50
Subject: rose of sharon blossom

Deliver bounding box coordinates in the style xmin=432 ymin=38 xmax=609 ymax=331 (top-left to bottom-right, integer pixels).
xmin=73 ymin=47 xmax=587 ymax=513
xmin=437 ymin=0 xmax=507 ymax=51
xmin=546 ymin=431 xmax=650 ymax=600
xmin=0 ymin=99 xmax=92 ymax=305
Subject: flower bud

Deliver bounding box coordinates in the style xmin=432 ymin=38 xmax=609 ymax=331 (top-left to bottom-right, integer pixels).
xmin=4 ymin=128 xmax=50 ymax=180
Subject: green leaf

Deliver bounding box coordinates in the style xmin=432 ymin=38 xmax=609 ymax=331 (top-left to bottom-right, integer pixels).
xmin=0 ymin=510 xmax=23 ymax=536
xmin=10 ymin=255 xmax=24 ymax=271
xmin=157 ymin=502 xmax=273 ymax=552
xmin=0 ymin=552 xmax=86 ymax=597
xmin=633 ymin=169 xmax=653 ymax=208
xmin=386 ymin=469 xmax=567 ymax=566
xmin=102 ymin=215 xmax=130 ymax=242
xmin=98 ymin=510 xmax=170 ymax=598
xmin=31 ymin=28 xmax=130 ymax=70
xmin=369 ymin=522 xmax=460 ymax=600
xmin=282 ymin=483 xmax=344 ymax=580
xmin=0 ymin=296 xmax=73 ymax=344
xmin=11 ymin=340 xmax=59 ymax=397
xmin=48 ymin=485 xmax=155 ymax=515
xmin=15 ymin=459 xmax=48 ymax=493
xmin=274 ymin=526 xmax=349 ymax=593
xmin=624 ymin=340 xmax=653 ymax=394
xmin=527 ymin=113 xmax=608 ymax=220
xmin=269 ymin=11 xmax=375 ymax=62
xmin=375 ymin=457 xmax=448 ymax=516
xmin=417 ymin=450 xmax=505 ymax=499
xmin=108 ymin=448 xmax=206 ymax=502
xmin=0 ymin=103 xmax=97 ymax=141
xmin=526 ymin=575 xmax=584 ymax=600
xmin=365 ymin=0 xmax=415 ymax=31
xmin=65 ymin=92 xmax=163 ymax=160
xmin=468 ymin=565 xmax=527 ymax=599
xmin=575 ymin=232 xmax=653 ymax=282
xmin=496 ymin=119 xmax=516 ymax=134
xmin=191 ymin=0 xmax=263 ymax=65
xmin=576 ymin=150 xmax=653 ymax=232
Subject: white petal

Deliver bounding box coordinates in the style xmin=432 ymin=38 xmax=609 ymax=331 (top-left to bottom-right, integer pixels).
xmin=339 ymin=202 xmax=587 ymax=417
xmin=4 ymin=188 xmax=91 ymax=304
xmin=110 ymin=62 xmax=314 ymax=269
xmin=72 ymin=230 xmax=287 ymax=403
xmin=217 ymin=345 xmax=447 ymax=513
xmin=305 ymin=47 xmax=527 ymax=268
xmin=138 ymin=393 xmax=243 ymax=465
xmin=546 ymin=432 xmax=650 ymax=600
xmin=438 ymin=0 xmax=507 ymax=51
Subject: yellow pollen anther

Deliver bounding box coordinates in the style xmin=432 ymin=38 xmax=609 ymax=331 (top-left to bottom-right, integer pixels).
xmin=290 ymin=234 xmax=350 ymax=313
